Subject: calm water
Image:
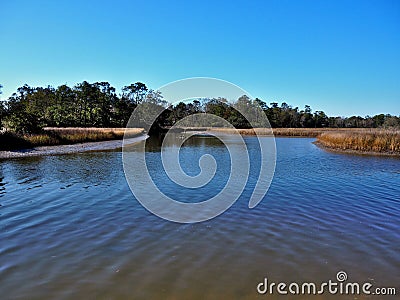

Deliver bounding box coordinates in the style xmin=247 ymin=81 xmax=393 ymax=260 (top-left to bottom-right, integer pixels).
xmin=0 ymin=137 xmax=399 ymax=299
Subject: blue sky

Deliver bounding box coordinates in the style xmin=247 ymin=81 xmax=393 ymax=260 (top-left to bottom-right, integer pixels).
xmin=0 ymin=0 xmax=399 ymax=116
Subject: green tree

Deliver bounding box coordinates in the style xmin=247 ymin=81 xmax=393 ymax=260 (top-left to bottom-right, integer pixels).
xmin=122 ymin=82 xmax=148 ymax=106
xmin=266 ymin=102 xmax=281 ymax=127
xmin=112 ymin=96 xmax=135 ymax=127
xmin=373 ymin=114 xmax=385 ymax=127
xmin=313 ymin=111 xmax=328 ymax=127
xmin=5 ymin=85 xmax=44 ymax=133
xmin=383 ymin=115 xmax=400 ymax=128
xmin=0 ymin=84 xmax=4 ymax=129
xmin=51 ymin=84 xmax=78 ymax=126
xmin=93 ymin=82 xmax=117 ymax=127
xmin=74 ymin=81 xmax=103 ymax=126
xmin=299 ymin=105 xmax=314 ymax=127
xmin=204 ymin=98 xmax=230 ymax=126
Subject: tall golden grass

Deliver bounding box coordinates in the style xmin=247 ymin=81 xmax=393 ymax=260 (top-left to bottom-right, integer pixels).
xmin=207 ymin=127 xmax=400 ymax=155
xmin=3 ymin=126 xmax=399 ymax=155
xmin=317 ymin=129 xmax=400 ymax=155
xmin=207 ymin=127 xmax=273 ymax=135
xmin=44 ymin=127 xmax=143 ymax=142
xmin=271 ymin=128 xmax=370 ymax=137
xmin=208 ymin=127 xmax=373 ymax=137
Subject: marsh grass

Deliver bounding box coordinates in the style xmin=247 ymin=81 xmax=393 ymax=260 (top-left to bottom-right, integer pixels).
xmin=317 ymin=129 xmax=400 ymax=155
xmin=0 ymin=128 xmax=144 ymax=150
xmin=208 ymin=127 xmax=370 ymax=137
xmin=271 ymin=128 xmax=368 ymax=137
xmin=207 ymin=127 xmax=400 ymax=155
xmin=44 ymin=127 xmax=143 ymax=142
xmin=206 ymin=127 xmax=272 ymax=135
xmin=2 ymin=126 xmax=398 ymax=155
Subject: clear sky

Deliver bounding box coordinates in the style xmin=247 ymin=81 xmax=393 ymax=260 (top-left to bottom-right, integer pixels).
xmin=0 ymin=0 xmax=399 ymax=117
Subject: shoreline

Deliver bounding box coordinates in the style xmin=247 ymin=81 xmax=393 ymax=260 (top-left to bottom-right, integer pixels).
xmin=0 ymin=134 xmax=148 ymax=159
xmin=313 ymin=141 xmax=400 ymax=158
xmin=1 ymin=127 xmax=398 ymax=158
xmin=206 ymin=128 xmax=400 ymax=157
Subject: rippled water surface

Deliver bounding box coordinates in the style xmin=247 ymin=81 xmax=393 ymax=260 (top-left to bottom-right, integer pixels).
xmin=1 ymin=137 xmax=399 ymax=299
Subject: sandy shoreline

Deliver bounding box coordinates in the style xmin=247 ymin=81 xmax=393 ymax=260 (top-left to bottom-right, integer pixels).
xmin=0 ymin=135 xmax=148 ymax=159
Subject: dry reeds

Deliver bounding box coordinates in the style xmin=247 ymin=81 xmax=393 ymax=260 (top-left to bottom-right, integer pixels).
xmin=207 ymin=127 xmax=400 ymax=155
xmin=317 ymin=129 xmax=400 ymax=155
xmin=208 ymin=127 xmax=372 ymax=137
xmin=271 ymin=128 xmax=364 ymax=137
xmin=44 ymin=127 xmax=143 ymax=143
xmin=207 ymin=127 xmax=273 ymax=136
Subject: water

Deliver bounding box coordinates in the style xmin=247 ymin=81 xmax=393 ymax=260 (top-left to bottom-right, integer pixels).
xmin=0 ymin=137 xmax=399 ymax=299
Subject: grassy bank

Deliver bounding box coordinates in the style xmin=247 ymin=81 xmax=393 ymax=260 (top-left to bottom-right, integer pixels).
xmin=316 ymin=129 xmax=400 ymax=156
xmin=207 ymin=127 xmax=400 ymax=155
xmin=0 ymin=128 xmax=144 ymax=151
xmin=207 ymin=127 xmax=373 ymax=137
xmin=272 ymin=128 xmax=370 ymax=137
xmin=3 ymin=126 xmax=398 ymax=156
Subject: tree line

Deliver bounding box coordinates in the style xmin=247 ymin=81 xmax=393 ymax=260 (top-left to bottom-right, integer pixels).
xmin=0 ymin=81 xmax=399 ymax=134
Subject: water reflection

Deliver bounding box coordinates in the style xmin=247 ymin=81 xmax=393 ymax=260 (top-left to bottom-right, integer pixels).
xmin=0 ymin=137 xmax=399 ymax=299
